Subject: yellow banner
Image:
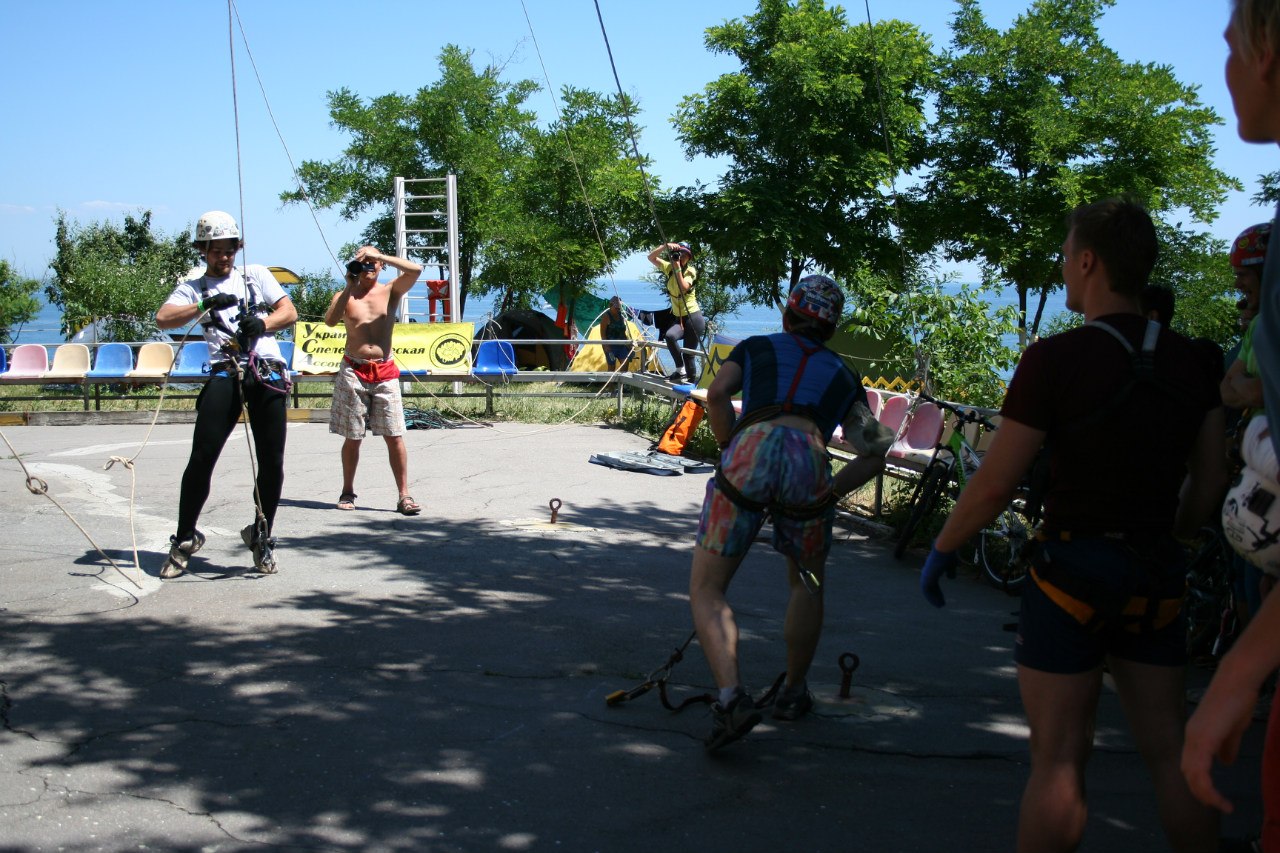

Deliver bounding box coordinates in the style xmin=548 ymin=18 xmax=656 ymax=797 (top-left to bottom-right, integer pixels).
xmin=292 ymin=322 xmax=475 ymax=374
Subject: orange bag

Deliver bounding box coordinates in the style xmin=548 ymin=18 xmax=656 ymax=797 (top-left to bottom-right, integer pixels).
xmin=656 ymin=399 xmax=705 ymax=456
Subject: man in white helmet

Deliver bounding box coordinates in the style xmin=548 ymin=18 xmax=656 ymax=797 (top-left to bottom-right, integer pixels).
xmin=154 ymin=210 xmax=297 ymax=578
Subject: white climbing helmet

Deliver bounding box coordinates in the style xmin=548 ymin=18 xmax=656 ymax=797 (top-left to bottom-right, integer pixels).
xmin=192 ymin=210 xmax=241 ymax=246
xmin=1223 ymin=416 xmax=1280 ymax=577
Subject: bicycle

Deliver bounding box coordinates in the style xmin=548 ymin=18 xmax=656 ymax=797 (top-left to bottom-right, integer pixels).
xmin=1183 ymin=524 xmax=1239 ymax=664
xmin=892 ymin=393 xmax=1039 ymax=593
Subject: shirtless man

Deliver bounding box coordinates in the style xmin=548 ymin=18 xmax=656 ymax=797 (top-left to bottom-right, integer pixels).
xmin=324 ymin=245 xmax=423 ymax=515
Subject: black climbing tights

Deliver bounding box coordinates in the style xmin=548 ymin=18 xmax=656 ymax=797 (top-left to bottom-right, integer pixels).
xmin=176 ymin=374 xmax=288 ymax=539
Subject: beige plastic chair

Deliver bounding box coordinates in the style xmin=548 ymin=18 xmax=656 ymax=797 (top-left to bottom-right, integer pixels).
xmin=43 ymin=344 xmax=90 ymax=382
xmin=126 ymin=342 xmax=175 ymax=379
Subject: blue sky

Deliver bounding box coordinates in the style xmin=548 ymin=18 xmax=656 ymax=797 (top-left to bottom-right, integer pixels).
xmin=0 ymin=0 xmax=1271 ymax=284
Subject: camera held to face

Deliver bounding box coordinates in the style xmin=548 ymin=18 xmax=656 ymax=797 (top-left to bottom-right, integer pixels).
xmin=347 ymin=259 xmax=377 ymax=277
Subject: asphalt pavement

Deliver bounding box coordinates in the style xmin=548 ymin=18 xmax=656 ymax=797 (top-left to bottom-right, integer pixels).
xmin=0 ymin=417 xmax=1266 ymax=852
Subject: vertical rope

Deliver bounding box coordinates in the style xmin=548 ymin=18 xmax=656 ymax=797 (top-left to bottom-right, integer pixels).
xmin=862 ymin=0 xmax=930 ymax=395
xmin=227 ymin=0 xmax=248 ymax=273
xmin=591 ymin=0 xmax=704 ymax=369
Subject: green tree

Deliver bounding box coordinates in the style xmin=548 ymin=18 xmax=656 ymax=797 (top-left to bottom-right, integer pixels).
xmin=913 ymin=0 xmax=1238 ymax=344
xmin=845 ymin=271 xmax=1020 ymax=406
xmin=475 ymin=87 xmax=655 ymax=309
xmin=47 ymin=210 xmax=198 ymax=341
xmin=1153 ymin=223 xmax=1235 ymax=347
xmin=283 ymin=45 xmax=539 ymax=314
xmin=285 ymin=269 xmax=341 ymax=328
xmin=0 ymin=260 xmax=42 ymax=344
xmin=1255 ymin=171 xmax=1280 ymax=207
xmin=668 ymin=0 xmax=936 ymax=308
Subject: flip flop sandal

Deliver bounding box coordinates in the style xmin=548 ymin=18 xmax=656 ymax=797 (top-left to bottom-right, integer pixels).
xmin=397 ymin=496 xmax=422 ymax=516
xmin=337 ymin=492 xmax=357 ymax=511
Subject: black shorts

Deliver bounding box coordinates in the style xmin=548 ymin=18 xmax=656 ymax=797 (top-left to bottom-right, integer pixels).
xmin=1015 ymin=537 xmax=1187 ymax=674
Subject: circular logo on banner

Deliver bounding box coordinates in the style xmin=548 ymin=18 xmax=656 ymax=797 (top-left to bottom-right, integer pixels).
xmin=432 ymin=334 xmax=470 ymax=369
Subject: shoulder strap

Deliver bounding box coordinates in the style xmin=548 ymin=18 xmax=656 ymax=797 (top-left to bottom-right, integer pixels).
xmin=1064 ymin=318 xmax=1179 ymax=434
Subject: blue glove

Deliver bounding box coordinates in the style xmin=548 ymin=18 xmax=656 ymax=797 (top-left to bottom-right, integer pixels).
xmin=921 ymin=544 xmax=959 ymax=609
xmin=238 ymin=314 xmax=266 ymax=338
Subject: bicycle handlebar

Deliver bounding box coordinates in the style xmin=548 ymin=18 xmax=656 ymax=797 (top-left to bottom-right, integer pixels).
xmin=916 ymin=392 xmax=998 ymax=431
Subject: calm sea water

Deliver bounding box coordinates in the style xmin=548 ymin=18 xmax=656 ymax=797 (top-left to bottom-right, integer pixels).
xmin=12 ymin=278 xmax=1067 ymax=370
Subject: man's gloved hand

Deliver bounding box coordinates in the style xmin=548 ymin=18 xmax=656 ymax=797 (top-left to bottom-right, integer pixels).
xmin=921 ymin=544 xmax=959 ymax=609
xmin=238 ymin=315 xmax=266 ymax=338
xmin=201 ymin=293 xmax=238 ymax=312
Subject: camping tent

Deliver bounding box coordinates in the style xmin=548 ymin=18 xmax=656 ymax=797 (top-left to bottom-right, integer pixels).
xmin=568 ymin=313 xmax=660 ymax=373
xmin=479 ymin=309 xmax=570 ymax=371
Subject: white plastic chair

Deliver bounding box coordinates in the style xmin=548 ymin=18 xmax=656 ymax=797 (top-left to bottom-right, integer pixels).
xmin=43 ymin=344 xmax=90 ymax=381
xmin=126 ymin=342 xmax=175 ymax=379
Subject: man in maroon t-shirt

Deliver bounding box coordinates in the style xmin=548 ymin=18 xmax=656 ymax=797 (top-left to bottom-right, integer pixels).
xmin=923 ymin=198 xmax=1226 ymax=852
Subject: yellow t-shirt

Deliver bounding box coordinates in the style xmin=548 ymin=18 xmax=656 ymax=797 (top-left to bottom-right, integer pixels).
xmin=659 ymin=259 xmax=699 ymax=317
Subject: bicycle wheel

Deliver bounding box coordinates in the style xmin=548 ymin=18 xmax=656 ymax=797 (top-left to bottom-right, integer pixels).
xmin=1184 ymin=530 xmax=1235 ymax=662
xmin=894 ymin=461 xmax=952 ymax=560
xmin=978 ymin=503 xmax=1037 ymax=592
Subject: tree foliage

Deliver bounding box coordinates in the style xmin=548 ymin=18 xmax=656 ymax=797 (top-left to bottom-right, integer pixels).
xmin=912 ymin=0 xmax=1239 ymax=343
xmin=844 ymin=271 xmax=1020 ymax=407
xmin=0 ymin=260 xmax=41 ymax=345
xmin=285 ymin=269 xmax=341 ymax=327
xmin=284 ymin=45 xmax=540 ymax=312
xmin=474 ymin=87 xmax=655 ymax=308
xmin=667 ymin=0 xmax=936 ymax=308
xmin=47 ymin=210 xmax=197 ymax=341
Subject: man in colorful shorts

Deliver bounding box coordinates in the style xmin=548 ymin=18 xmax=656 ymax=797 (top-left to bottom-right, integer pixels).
xmin=324 ymin=246 xmax=423 ymax=515
xmin=690 ymin=274 xmax=889 ymax=751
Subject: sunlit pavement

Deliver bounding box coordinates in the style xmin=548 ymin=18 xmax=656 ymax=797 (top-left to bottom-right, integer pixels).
xmin=0 ymin=420 xmax=1263 ymax=852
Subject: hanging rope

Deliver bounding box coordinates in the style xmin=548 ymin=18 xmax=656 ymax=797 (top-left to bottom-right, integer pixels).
xmin=590 ymin=0 xmax=704 ymax=362
xmin=228 ymin=0 xmax=343 ymax=275
xmin=862 ymin=0 xmax=931 ymax=397
xmin=518 ymin=0 xmax=622 ymax=302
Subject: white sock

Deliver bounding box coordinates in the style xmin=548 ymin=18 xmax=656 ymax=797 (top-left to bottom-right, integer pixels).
xmin=719 ymin=686 xmax=742 ymax=706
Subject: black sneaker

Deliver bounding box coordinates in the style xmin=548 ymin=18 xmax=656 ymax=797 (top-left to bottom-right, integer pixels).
xmin=667 ymin=370 xmax=687 ymax=384
xmin=705 ymin=692 xmax=762 ymax=752
xmin=160 ymin=530 xmax=205 ymax=579
xmin=772 ymin=688 xmax=814 ymax=721
xmin=241 ymin=523 xmax=278 ymax=574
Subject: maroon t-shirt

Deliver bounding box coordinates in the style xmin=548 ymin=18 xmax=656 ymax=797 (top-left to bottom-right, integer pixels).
xmin=1001 ymin=313 xmax=1221 ymax=536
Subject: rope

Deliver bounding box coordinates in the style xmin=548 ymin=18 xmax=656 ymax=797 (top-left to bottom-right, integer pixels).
xmin=518 ymin=0 xmax=623 ymax=303
xmin=862 ymin=0 xmax=930 ymax=397
xmin=590 ymin=0 xmax=704 ymax=357
xmin=227 ymin=0 xmax=248 ymax=275
xmin=227 ymin=0 xmax=343 ymax=276
xmin=0 ymin=429 xmax=143 ymax=591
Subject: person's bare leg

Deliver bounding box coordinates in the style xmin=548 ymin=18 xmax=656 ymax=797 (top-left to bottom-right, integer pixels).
xmin=384 ymin=435 xmax=410 ymax=498
xmin=1108 ymin=657 xmax=1219 ymax=853
xmin=689 ymin=545 xmax=747 ymax=690
xmin=783 ymin=555 xmax=825 ymax=688
xmin=1016 ymin=664 xmax=1102 ymax=853
xmin=341 ymin=438 xmax=362 ymax=495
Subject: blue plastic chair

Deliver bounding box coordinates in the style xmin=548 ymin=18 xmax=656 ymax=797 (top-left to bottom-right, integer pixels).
xmin=171 ymin=341 xmax=212 ymax=379
xmin=473 ymin=340 xmax=517 ymax=376
xmin=86 ymin=343 xmax=134 ymax=379
xmin=0 ymin=346 xmax=7 ymax=374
